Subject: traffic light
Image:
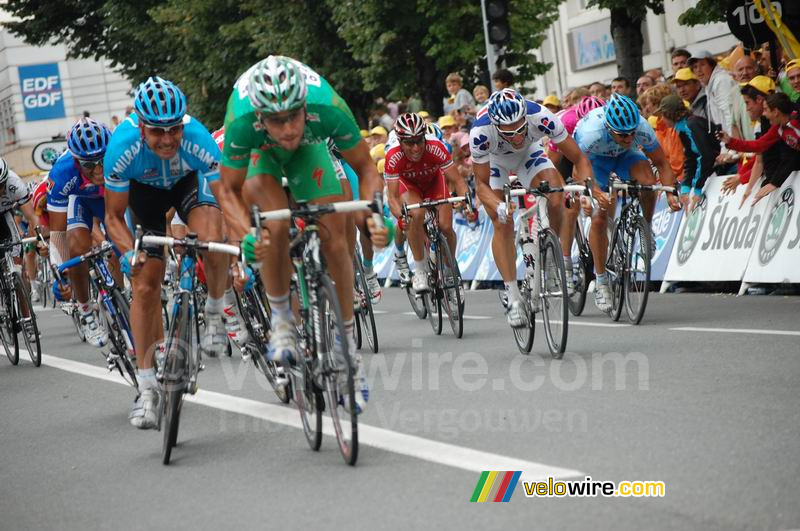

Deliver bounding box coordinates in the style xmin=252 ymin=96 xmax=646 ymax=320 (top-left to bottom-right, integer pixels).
xmin=485 ymin=0 xmax=511 ymax=46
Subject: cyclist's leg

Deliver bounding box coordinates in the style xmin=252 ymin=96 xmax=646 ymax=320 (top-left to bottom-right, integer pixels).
xmin=625 ymin=154 xmax=658 ymax=222
xmin=428 ymin=171 xmax=457 ymax=256
xmin=586 ymin=155 xmax=616 ymax=275
xmin=517 ymin=145 xmax=568 ymax=254
xmin=484 ymin=162 xmax=516 ymax=287
xmin=402 ymin=181 xmax=426 ymax=266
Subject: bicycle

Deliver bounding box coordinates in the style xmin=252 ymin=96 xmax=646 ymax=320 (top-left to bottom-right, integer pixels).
xmin=256 ymin=194 xmax=384 ymax=466
xmin=605 ymin=179 xmax=677 ymax=324
xmin=57 ymin=241 xmax=137 ymax=389
xmin=566 ymin=183 xmax=595 ymax=317
xmin=401 ymin=195 xmax=469 ymax=338
xmin=353 ymin=246 xmax=379 ymax=353
xmin=35 ymin=250 xmax=54 ymax=309
xmin=0 ymin=236 xmax=41 ymax=367
xmin=503 ymin=181 xmax=588 ymax=357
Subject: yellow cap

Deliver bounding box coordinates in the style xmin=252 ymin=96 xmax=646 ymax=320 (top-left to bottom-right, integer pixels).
xmin=376 ymin=159 xmax=385 ymax=174
xmin=369 ymin=126 xmax=388 ymax=137
xmin=360 ymin=129 xmax=369 ymax=138
xmin=786 ymin=59 xmax=800 ymax=73
xmin=418 ymin=111 xmax=430 ymax=118
xmin=647 ymin=115 xmax=659 ymax=129
xmin=671 ymin=68 xmax=699 ymax=83
xmin=438 ymin=115 xmax=457 ymax=128
xmin=742 ymin=75 xmax=776 ymax=94
xmin=369 ymin=143 xmax=385 ymax=161
xmin=543 ymin=95 xmax=561 ymax=107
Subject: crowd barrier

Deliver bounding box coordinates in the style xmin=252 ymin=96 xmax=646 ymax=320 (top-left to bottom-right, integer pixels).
xmin=371 ymin=173 xmax=798 ymax=293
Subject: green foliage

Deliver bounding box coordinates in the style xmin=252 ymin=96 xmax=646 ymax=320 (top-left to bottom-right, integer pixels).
xmin=678 ymin=0 xmax=728 ymax=27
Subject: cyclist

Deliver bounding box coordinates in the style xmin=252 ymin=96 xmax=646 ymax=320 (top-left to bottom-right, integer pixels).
xmin=47 ymin=118 xmax=119 ymax=348
xmin=470 ymin=88 xmax=592 ymax=328
xmin=104 ymin=77 xmax=228 ymax=429
xmin=26 ymin=176 xmax=50 ymax=301
xmin=214 ymin=56 xmax=386 ymax=415
xmin=573 ymin=94 xmax=680 ymax=314
xmin=0 ymin=157 xmax=41 ymax=342
xmin=384 ymin=112 xmax=473 ymax=295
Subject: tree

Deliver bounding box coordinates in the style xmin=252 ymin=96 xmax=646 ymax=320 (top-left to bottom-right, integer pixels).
xmin=678 ymin=0 xmax=727 ymax=27
xmin=585 ymin=0 xmax=664 ymax=85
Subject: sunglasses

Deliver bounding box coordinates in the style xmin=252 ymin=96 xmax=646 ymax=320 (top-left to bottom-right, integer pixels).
xmin=496 ymin=121 xmax=528 ymax=138
xmin=143 ymin=123 xmax=184 ymax=137
xmin=400 ymin=136 xmax=425 ymax=146
xmin=259 ymin=109 xmax=303 ymax=126
xmin=610 ymin=129 xmax=635 ymax=138
xmin=77 ymin=159 xmax=103 ymax=170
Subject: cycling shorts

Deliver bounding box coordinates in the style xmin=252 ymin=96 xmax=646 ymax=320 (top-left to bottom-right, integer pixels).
xmin=399 ymin=170 xmax=448 ymax=201
xmin=249 ymin=141 xmax=342 ymax=201
xmin=67 ymin=196 xmax=105 ymax=232
xmin=588 ymin=150 xmax=649 ymax=190
xmin=488 ymin=142 xmax=556 ymax=190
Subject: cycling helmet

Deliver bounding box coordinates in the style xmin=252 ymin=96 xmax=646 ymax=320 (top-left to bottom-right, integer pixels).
xmin=426 ymin=122 xmax=445 ymax=142
xmin=67 ymin=118 xmax=112 ymax=160
xmin=394 ymin=112 xmax=426 ymax=139
xmin=0 ymin=157 xmax=8 ymax=186
xmin=604 ymin=94 xmax=640 ymax=132
xmin=576 ymin=96 xmax=605 ymax=119
xmin=487 ymin=88 xmax=527 ymax=125
xmin=134 ymin=76 xmax=186 ymax=126
xmin=248 ymin=56 xmax=307 ymax=114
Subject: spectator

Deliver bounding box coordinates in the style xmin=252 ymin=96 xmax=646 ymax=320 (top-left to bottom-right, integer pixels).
xmin=610 ymin=77 xmax=632 ymax=97
xmin=124 ymin=105 xmax=134 ymax=117
xmin=639 ymin=85 xmax=685 ymax=183
xmin=418 ymin=110 xmax=434 ymax=124
xmin=454 ymin=104 xmax=475 ymax=131
xmin=636 ymin=75 xmax=655 ymax=96
xmin=689 ymin=50 xmax=738 ymax=135
xmin=657 ymin=95 xmax=719 ymax=209
xmin=543 ymin=94 xmax=561 ymax=113
xmin=369 ymin=126 xmax=388 ymax=147
xmin=721 ymin=76 xmax=776 ymax=196
xmin=369 ymin=143 xmax=386 ymax=164
xmin=360 ymin=129 xmax=369 ymax=139
xmin=443 ymin=72 xmax=475 ymax=115
xmin=568 ymin=87 xmax=590 ymax=107
xmin=110 ymin=115 xmax=120 ymax=130
xmin=371 ymin=104 xmax=394 ymax=131
xmin=492 ymin=68 xmax=514 ymax=90
xmin=473 ymin=84 xmax=490 ymax=105
xmin=780 ymin=59 xmax=800 ymax=103
xmin=646 ymin=68 xmax=666 ymax=84
xmin=721 ymin=92 xmax=800 ymax=205
xmin=589 ymin=81 xmax=608 ymax=100
xmin=671 ymin=49 xmax=691 ymax=74
xmin=437 ymin=115 xmax=458 ymax=143
xmin=730 ymin=55 xmax=758 ymax=142
xmin=670 ymin=68 xmax=707 ymax=120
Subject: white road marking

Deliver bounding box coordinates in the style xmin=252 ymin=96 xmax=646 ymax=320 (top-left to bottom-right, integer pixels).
xmin=38 ymin=353 xmax=584 ymax=482
xmin=402 ymin=311 xmax=493 ymax=320
xmin=670 ymin=326 xmax=800 ymax=337
xmin=535 ymin=319 xmax=630 ymax=328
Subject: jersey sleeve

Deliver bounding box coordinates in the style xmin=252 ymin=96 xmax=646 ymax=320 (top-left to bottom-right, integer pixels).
xmin=469 ymin=124 xmax=492 ymax=165
xmin=184 ymin=119 xmax=221 ymax=182
xmin=7 ymin=171 xmax=29 ymax=205
xmin=318 ymin=91 xmax=362 ymax=152
xmin=103 ymin=126 xmax=137 ymax=193
xmin=636 ymin=117 xmax=660 ymax=152
xmin=383 ymin=146 xmax=404 ymax=181
xmin=221 ymin=92 xmax=258 ymax=170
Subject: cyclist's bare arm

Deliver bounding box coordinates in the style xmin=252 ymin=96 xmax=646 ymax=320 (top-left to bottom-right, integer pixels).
xmin=646 ymin=145 xmax=675 ymax=186
xmin=104 ymin=189 xmax=134 ymax=255
xmin=443 ymin=164 xmax=469 ymax=198
xmin=214 ymin=165 xmax=250 ymax=242
xmin=474 ymin=162 xmax=500 ymax=209
xmin=386 ymin=179 xmax=403 ymax=220
xmin=19 ymin=201 xmax=38 ymax=235
xmin=554 ymin=136 xmax=592 ymax=184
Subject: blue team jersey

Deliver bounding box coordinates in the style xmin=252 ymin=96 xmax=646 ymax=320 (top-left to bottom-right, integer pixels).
xmin=574 ymin=107 xmax=659 ymax=158
xmin=47 ymin=151 xmax=104 ymax=213
xmin=103 ymin=113 xmax=220 ymax=193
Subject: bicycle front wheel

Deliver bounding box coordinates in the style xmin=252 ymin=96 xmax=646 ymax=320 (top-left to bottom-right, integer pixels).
xmin=162 ymin=293 xmax=189 ymax=465
xmin=436 ymin=235 xmax=463 ymax=338
xmin=353 ymin=256 xmax=378 ymax=353
xmin=110 ymin=289 xmax=138 ymax=389
xmin=624 ymin=217 xmax=652 ymax=325
xmin=0 ymin=287 xmax=19 ymax=365
xmin=568 ymin=220 xmax=592 ymax=317
xmin=512 ymin=280 xmax=535 ymax=354
xmin=607 ymin=220 xmax=625 ymax=322
xmin=540 ymin=229 xmax=569 ymax=357
xmin=316 ymin=274 xmax=358 ymax=466
xmin=14 ymin=274 xmax=41 ymax=367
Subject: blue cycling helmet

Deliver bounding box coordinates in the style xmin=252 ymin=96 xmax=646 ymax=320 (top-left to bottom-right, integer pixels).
xmin=134 ymin=76 xmax=186 ymax=126
xmin=604 ymin=94 xmax=640 ymax=133
xmin=426 ymin=122 xmax=444 ymax=142
xmin=487 ymin=88 xmax=527 ymax=125
xmin=67 ymin=118 xmax=112 ymax=160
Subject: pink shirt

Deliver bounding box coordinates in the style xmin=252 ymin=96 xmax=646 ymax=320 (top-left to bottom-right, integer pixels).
xmin=549 ymin=106 xmax=578 ymax=153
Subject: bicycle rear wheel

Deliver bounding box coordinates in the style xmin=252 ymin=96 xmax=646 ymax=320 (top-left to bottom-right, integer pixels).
xmin=436 ymin=235 xmax=463 ymax=338
xmin=405 ymin=282 xmax=427 ymax=319
xmin=13 ymin=274 xmax=41 ymax=367
xmin=624 ymin=217 xmax=652 ymax=325
xmin=110 ymin=289 xmax=138 ymax=389
xmin=512 ymin=280 xmax=535 ymax=354
xmin=353 ymin=256 xmax=379 ymax=353
xmin=162 ymin=293 xmax=189 ymax=465
xmin=0 ymin=288 xmax=19 ymax=365
xmin=317 ymin=274 xmax=358 ymax=465
xmin=568 ymin=220 xmax=592 ymax=316
xmin=540 ymin=230 xmax=569 ymax=358
xmin=607 ymin=221 xmax=625 ymax=322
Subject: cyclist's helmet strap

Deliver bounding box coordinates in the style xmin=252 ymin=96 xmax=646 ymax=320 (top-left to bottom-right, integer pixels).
xmin=604 ymin=94 xmax=640 ymax=132
xmin=67 ymin=118 xmax=112 ymax=160
xmin=394 ymin=112 xmax=426 ymax=139
xmin=487 ymin=88 xmax=527 ymax=125
xmin=248 ymin=56 xmax=307 ymax=114
xmin=134 ymin=76 xmax=187 ymax=126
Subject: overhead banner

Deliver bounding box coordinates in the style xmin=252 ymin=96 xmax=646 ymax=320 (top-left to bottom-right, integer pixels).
xmin=742 ymin=171 xmax=800 ymax=284
xmin=664 ymin=175 xmax=769 ymax=282
xmin=18 ymin=63 xmax=66 ymax=122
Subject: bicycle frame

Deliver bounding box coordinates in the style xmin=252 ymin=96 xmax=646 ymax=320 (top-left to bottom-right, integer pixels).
xmin=161 ymin=243 xmax=201 ymax=389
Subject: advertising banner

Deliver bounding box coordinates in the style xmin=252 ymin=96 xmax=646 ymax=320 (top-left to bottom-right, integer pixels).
xmin=18 ymin=63 xmax=66 ymax=122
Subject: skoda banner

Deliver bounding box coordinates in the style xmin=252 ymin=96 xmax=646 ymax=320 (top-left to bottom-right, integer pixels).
xmin=664 ymin=175 xmax=769 ymax=282
xmin=742 ymin=171 xmax=800 ymax=284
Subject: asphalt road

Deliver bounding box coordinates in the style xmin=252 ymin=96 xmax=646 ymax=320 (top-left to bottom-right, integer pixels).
xmin=1 ymin=289 xmax=799 ymax=530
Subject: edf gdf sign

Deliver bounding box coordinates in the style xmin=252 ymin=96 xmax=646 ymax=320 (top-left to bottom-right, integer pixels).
xmin=18 ymin=63 xmax=66 ymax=122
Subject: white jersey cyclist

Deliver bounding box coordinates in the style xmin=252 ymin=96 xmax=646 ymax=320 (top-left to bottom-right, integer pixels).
xmin=470 ymin=90 xmax=568 ymax=189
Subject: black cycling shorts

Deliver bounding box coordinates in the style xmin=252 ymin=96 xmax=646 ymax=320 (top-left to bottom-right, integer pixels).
xmin=128 ymin=172 xmax=219 ymax=257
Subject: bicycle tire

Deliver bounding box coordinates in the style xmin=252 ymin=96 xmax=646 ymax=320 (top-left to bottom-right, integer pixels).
xmin=317 ymin=273 xmax=358 ymax=466
xmin=13 ymin=274 xmax=41 ymax=367
xmin=292 ymin=359 xmax=323 ymax=451
xmin=424 ymin=288 xmax=442 ymax=335
xmin=624 ymin=216 xmax=652 ymax=325
xmin=512 ymin=280 xmax=535 ymax=354
xmin=0 ymin=286 xmax=19 ymax=365
xmin=607 ymin=220 xmax=625 ymax=322
xmin=110 ymin=289 xmax=138 ymax=389
xmin=405 ymin=283 xmax=427 ymax=319
xmin=436 ymin=234 xmax=463 ymax=338
xmin=353 ymin=255 xmax=379 ymax=353
xmin=540 ymin=229 xmax=569 ymax=358
xmin=162 ymin=292 xmax=189 ymax=465
xmin=568 ymin=219 xmax=592 ymax=317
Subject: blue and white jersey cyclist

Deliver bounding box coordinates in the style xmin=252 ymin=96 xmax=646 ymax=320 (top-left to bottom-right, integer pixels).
xmin=47 ymin=118 xmax=118 ymax=349
xmin=572 ymin=94 xmax=680 ymax=315
xmin=103 ymin=76 xmax=229 ymax=431
xmin=470 ymin=88 xmax=592 ymax=330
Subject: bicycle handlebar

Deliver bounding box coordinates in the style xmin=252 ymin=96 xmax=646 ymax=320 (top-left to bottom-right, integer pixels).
xmin=58 ymin=241 xmax=116 ymax=274
xmin=257 ymin=196 xmax=383 ymax=223
xmin=141 ymin=235 xmax=241 ymax=257
xmin=610 ymin=181 xmax=677 ymax=194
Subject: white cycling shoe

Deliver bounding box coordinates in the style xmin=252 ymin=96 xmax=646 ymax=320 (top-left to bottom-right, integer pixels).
xmin=201 ymin=312 xmax=228 ymax=357
xmin=506 ymin=300 xmax=529 ymax=328
xmin=129 ymin=389 xmax=159 ymax=430
xmin=594 ymin=282 xmax=613 ymax=314
xmin=82 ymin=312 xmax=108 ymax=348
xmin=412 ymin=270 xmax=430 ymax=294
